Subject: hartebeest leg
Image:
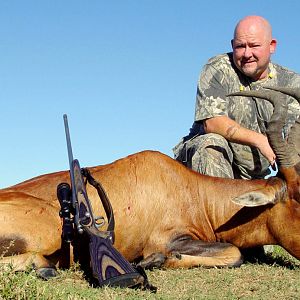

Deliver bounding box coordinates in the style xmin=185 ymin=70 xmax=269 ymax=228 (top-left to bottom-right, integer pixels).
xmin=139 ymin=235 xmax=243 ymax=269
xmin=0 ymin=252 xmax=57 ymax=279
xmin=165 ymin=235 xmax=243 ymax=268
xmin=0 ymin=193 xmax=63 ymax=279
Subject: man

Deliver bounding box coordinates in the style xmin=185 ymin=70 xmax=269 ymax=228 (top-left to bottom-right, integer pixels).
xmin=174 ymin=15 xmax=300 ymax=179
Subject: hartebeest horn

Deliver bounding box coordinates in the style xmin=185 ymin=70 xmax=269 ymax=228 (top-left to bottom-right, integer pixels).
xmin=264 ymin=86 xmax=300 ymax=100
xmin=264 ymin=86 xmax=300 ymax=167
xmin=228 ymin=89 xmax=292 ymax=168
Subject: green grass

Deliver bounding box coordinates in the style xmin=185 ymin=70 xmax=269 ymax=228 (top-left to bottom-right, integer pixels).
xmin=0 ymin=247 xmax=299 ymax=299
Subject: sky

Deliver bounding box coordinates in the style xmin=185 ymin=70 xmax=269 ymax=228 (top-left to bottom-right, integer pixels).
xmin=1 ymin=1 xmax=300 ymax=188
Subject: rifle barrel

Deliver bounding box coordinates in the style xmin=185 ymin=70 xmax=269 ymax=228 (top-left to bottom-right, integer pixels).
xmin=63 ymin=114 xmax=74 ymax=168
xmin=63 ymin=114 xmax=78 ymax=215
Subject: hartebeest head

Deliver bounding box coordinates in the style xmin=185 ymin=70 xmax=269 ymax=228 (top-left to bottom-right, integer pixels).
xmin=228 ymin=87 xmax=300 ymax=203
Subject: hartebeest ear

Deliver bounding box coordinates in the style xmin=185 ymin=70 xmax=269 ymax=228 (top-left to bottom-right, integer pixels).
xmin=232 ymin=190 xmax=277 ymax=207
xmin=232 ymin=178 xmax=287 ymax=207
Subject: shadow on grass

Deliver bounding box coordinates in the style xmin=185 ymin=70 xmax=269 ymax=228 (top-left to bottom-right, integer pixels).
xmin=242 ymin=247 xmax=300 ymax=270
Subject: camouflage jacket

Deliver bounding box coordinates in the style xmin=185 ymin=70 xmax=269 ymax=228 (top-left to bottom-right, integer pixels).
xmin=179 ymin=53 xmax=300 ymax=177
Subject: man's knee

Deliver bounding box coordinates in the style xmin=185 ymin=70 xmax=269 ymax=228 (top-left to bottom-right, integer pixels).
xmin=187 ymin=133 xmax=234 ymax=178
xmin=199 ymin=133 xmax=230 ymax=148
xmin=198 ymin=133 xmax=232 ymax=161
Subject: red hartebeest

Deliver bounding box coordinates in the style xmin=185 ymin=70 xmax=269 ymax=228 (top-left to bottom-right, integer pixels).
xmin=0 ymin=87 xmax=299 ymax=279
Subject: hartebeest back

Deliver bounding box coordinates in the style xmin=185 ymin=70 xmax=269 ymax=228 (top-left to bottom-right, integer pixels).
xmin=0 ymin=87 xmax=299 ymax=279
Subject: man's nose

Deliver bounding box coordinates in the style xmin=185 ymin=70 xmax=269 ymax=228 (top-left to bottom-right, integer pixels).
xmin=243 ymin=46 xmax=252 ymax=58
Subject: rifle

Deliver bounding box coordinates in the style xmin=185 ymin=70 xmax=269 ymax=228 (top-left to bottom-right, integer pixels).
xmin=57 ymin=114 xmax=155 ymax=290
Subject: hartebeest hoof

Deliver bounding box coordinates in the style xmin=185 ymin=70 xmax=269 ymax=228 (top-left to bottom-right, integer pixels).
xmin=138 ymin=252 xmax=167 ymax=270
xmin=36 ymin=267 xmax=58 ymax=280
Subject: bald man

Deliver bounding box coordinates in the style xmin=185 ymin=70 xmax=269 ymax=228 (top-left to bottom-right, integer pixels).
xmin=174 ymin=15 xmax=300 ymax=179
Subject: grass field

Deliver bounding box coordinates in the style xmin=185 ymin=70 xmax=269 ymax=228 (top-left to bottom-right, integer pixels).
xmin=0 ymin=248 xmax=299 ymax=299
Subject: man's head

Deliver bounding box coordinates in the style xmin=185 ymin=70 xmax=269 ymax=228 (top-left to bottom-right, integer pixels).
xmin=231 ymin=16 xmax=277 ymax=81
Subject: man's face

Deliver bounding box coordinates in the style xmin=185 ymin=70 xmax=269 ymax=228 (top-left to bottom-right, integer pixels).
xmin=231 ymin=24 xmax=276 ymax=81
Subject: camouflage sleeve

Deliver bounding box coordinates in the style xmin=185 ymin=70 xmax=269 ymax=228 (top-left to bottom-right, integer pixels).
xmin=194 ymin=62 xmax=229 ymax=122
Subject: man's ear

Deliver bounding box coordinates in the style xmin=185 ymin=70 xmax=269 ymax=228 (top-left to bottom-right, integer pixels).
xmin=270 ymin=38 xmax=277 ymax=54
xmin=231 ymin=39 xmax=234 ymax=50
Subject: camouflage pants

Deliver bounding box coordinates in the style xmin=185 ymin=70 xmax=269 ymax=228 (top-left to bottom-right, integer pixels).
xmin=173 ymin=133 xmax=269 ymax=179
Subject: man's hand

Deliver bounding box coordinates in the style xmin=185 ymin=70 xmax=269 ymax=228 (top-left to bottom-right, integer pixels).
xmin=254 ymin=134 xmax=276 ymax=165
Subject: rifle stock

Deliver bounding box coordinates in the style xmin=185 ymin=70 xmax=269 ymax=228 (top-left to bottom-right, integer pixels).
xmin=57 ymin=114 xmax=155 ymax=290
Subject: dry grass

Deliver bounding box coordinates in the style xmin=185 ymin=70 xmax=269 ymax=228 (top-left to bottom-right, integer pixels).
xmin=0 ymin=248 xmax=299 ymax=299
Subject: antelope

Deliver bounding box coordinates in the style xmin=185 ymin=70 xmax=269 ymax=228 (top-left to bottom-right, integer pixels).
xmin=0 ymin=87 xmax=299 ymax=280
